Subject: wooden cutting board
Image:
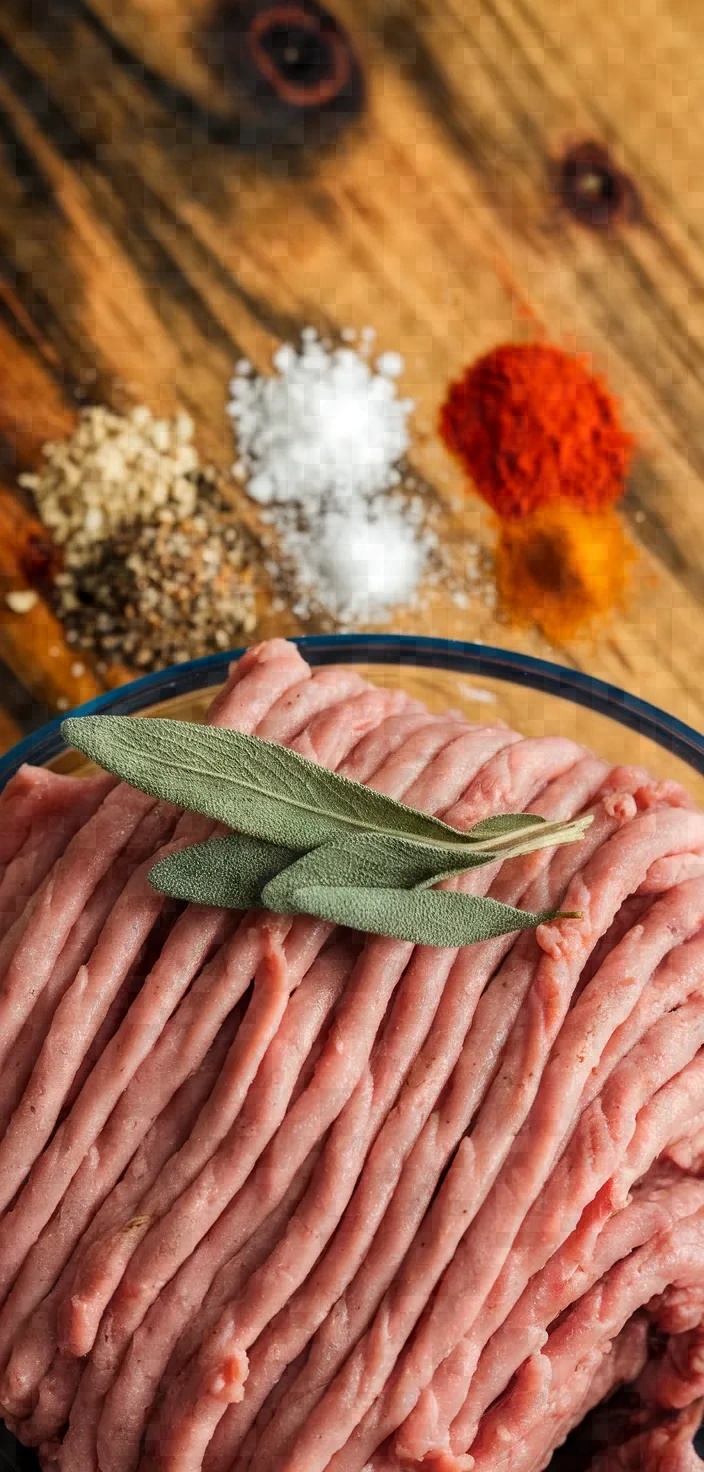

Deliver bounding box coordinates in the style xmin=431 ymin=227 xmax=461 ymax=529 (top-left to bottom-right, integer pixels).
xmin=1 ymin=0 xmax=704 ymax=758
xmin=2 ymin=7 xmax=704 ymax=1465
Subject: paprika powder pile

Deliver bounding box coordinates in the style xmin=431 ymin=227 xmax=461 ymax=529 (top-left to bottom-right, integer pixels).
xmin=440 ymin=341 xmax=636 ymax=640
xmin=440 ymin=343 xmax=633 ymax=520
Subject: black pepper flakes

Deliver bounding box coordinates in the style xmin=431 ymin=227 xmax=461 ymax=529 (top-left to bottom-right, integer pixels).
xmin=58 ymin=485 xmax=258 ymax=671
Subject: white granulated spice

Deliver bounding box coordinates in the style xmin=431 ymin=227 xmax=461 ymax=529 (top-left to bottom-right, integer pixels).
xmin=288 ymin=502 xmax=426 ymax=624
xmin=230 ymin=335 xmax=412 ymax=507
xmin=228 ymin=330 xmax=428 ymax=623
xmin=375 ymin=351 xmax=404 ymax=379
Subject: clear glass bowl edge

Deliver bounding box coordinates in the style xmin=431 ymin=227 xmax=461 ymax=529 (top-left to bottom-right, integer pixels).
xmin=2 ymin=633 xmax=703 ymax=791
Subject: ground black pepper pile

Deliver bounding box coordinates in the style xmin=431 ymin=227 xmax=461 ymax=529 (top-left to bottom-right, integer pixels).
xmin=57 ymin=485 xmax=258 ymax=670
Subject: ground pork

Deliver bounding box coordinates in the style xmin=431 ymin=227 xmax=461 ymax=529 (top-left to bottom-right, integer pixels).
xmin=0 ymin=638 xmax=703 ymax=1472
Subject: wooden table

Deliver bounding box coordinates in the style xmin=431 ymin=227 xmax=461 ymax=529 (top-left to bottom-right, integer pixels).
xmin=1 ymin=0 xmax=703 ymax=758
xmin=2 ymin=16 xmax=704 ymax=1472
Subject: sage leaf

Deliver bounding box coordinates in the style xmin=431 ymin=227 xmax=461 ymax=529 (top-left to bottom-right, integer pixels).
xmin=61 ymin=713 xmax=591 ymax=950
xmin=262 ymin=817 xmax=590 ymax=911
xmin=61 ymin=716 xmax=501 ymax=853
xmin=285 ymin=885 xmax=575 ymax=948
xmin=262 ymin=834 xmax=489 ymax=910
xmin=149 ymin=813 xmax=590 ymax=916
xmin=434 ymin=814 xmax=593 ymax=867
xmin=465 ymin=815 xmax=547 ymax=839
xmin=149 ymin=834 xmax=299 ymax=910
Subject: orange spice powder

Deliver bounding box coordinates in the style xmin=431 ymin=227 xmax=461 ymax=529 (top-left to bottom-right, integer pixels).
xmin=440 ymin=343 xmax=634 ymax=520
xmin=495 ymin=502 xmax=634 ymax=643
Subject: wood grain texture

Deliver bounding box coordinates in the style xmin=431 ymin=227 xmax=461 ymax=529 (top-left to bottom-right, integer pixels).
xmin=0 ymin=0 xmax=702 ymax=756
xmin=0 ymin=471 xmax=110 ymax=709
xmin=0 ymin=703 xmax=20 ymax=753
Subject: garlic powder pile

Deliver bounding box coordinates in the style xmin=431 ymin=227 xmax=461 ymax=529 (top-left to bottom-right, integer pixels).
xmin=228 ymin=329 xmax=429 ymax=623
xmin=22 ymin=406 xmax=200 ymax=557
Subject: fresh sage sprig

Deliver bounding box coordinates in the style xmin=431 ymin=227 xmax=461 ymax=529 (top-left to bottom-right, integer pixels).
xmin=150 ymin=818 xmax=590 ymax=908
xmin=62 ymin=715 xmax=590 ymax=947
xmin=149 ymin=832 xmax=582 ymax=946
xmin=269 ymin=887 xmax=574 ymax=948
xmin=151 ymin=833 xmax=301 ymax=912
xmin=147 ymin=824 xmax=588 ymax=917
xmin=63 ymin=715 xmax=497 ymax=850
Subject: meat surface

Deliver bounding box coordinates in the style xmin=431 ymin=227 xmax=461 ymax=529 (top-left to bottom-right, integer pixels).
xmin=1 ymin=637 xmax=704 ymax=1472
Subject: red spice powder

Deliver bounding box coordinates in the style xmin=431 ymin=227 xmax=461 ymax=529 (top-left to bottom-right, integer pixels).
xmin=440 ymin=343 xmax=634 ymax=520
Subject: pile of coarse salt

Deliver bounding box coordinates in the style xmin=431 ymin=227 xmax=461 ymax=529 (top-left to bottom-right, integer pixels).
xmin=228 ymin=328 xmax=432 ymax=624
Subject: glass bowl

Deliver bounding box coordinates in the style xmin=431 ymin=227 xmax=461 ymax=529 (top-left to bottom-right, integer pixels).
xmin=2 ymin=632 xmax=704 ymax=803
xmin=2 ymin=633 xmax=704 ymax=1471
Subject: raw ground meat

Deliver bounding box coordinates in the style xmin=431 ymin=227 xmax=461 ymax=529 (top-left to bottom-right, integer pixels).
xmin=1 ymin=638 xmax=704 ymax=1472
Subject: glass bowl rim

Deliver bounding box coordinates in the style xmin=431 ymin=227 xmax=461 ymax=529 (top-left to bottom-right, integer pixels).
xmin=1 ymin=632 xmax=703 ymax=791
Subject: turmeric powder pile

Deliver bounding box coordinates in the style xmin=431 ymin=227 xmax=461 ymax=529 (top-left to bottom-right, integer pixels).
xmin=495 ymin=503 xmax=633 ymax=644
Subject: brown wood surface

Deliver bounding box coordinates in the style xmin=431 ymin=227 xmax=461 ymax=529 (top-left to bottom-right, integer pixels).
xmin=0 ymin=0 xmax=703 ymax=747
xmin=0 ymin=703 xmax=20 ymax=754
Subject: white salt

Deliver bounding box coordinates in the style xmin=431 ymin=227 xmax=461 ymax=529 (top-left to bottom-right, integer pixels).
xmin=229 ymin=335 xmax=413 ymax=508
xmin=376 ymin=351 xmax=404 ymax=378
xmin=227 ymin=330 xmax=428 ymax=624
xmin=301 ymin=503 xmax=425 ymax=623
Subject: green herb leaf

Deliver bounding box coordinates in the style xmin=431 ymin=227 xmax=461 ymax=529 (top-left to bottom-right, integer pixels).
xmin=261 ymin=835 xmax=489 ymax=910
xmin=261 ymin=817 xmax=591 ymax=910
xmin=464 ymin=815 xmax=547 ymax=839
xmin=63 ymin=713 xmax=590 ymax=950
xmin=431 ymin=814 xmax=593 ymax=868
xmin=62 ymin=716 xmax=509 ymax=853
xmin=282 ymin=885 xmax=576 ymax=947
xmin=149 ymin=834 xmax=299 ymax=910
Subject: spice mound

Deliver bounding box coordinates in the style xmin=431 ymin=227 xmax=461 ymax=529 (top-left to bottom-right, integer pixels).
xmin=229 ymin=329 xmax=432 ymax=624
xmin=21 ymin=406 xmax=258 ymax=671
xmin=496 ymin=502 xmax=633 ymax=643
xmin=441 ymin=342 xmax=634 ymax=519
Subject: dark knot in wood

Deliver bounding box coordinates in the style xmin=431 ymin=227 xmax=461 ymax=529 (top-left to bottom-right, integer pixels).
xmin=210 ymin=0 xmax=365 ymax=147
xmin=557 ymin=141 xmax=641 ymax=230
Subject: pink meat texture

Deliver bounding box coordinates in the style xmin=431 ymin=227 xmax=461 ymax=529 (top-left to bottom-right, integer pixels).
xmin=1 ymin=640 xmax=704 ymax=1471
